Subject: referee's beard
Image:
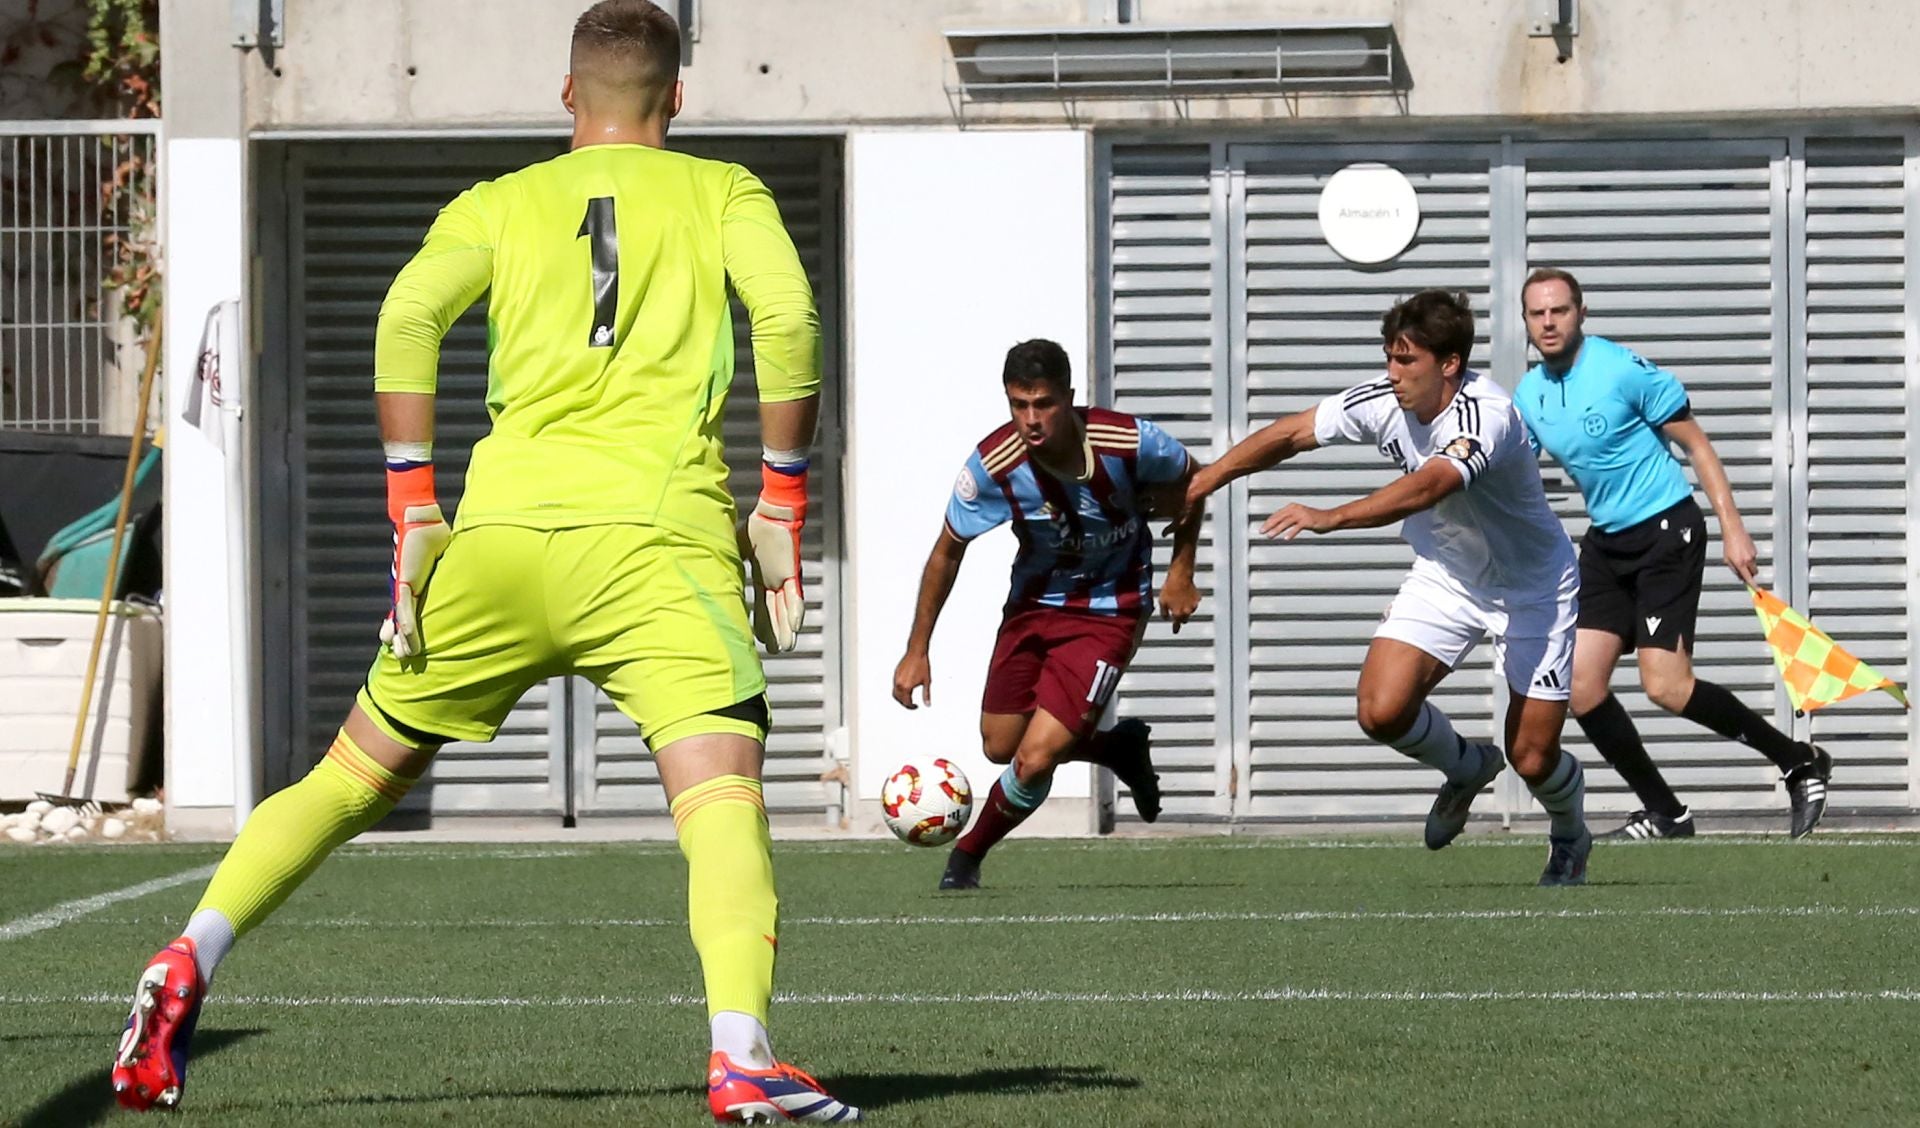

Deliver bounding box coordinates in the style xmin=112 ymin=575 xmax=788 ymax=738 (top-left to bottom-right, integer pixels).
xmin=1535 ymin=328 xmax=1584 ymax=370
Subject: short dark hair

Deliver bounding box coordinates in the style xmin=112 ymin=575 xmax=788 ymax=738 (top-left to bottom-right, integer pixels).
xmin=1002 ymin=339 xmax=1072 ymax=392
xmin=1381 ymin=290 xmax=1476 ymax=367
xmin=1522 ymin=267 xmax=1584 ymax=308
xmin=570 ymin=0 xmax=681 ymax=117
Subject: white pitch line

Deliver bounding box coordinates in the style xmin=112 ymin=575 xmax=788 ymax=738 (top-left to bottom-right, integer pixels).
xmin=0 ymin=864 xmax=216 ymax=942
xmin=9 ymin=986 xmax=1920 ymax=1008
xmin=78 ymin=904 xmax=1920 ymax=930
xmin=321 ymin=836 xmax=1920 ymax=860
xmin=995 ymin=836 xmax=1920 ymax=853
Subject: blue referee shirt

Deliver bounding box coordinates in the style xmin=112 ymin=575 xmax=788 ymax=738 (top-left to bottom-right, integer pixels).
xmin=1515 ymin=334 xmax=1694 ymax=533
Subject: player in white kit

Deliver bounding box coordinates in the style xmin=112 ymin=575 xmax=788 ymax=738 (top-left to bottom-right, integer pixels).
xmin=1185 ymin=290 xmax=1592 ymax=885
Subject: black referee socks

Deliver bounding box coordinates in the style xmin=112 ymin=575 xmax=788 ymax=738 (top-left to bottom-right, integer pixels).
xmin=1681 ymin=679 xmax=1815 ymax=772
xmin=1575 ymin=694 xmax=1687 ymax=820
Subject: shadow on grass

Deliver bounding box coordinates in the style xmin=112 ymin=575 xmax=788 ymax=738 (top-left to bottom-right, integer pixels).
xmin=217 ymin=1083 xmax=703 ymax=1111
xmin=215 ymin=1068 xmax=1125 ymax=1114
xmin=1056 ymin=881 xmax=1245 ymax=891
xmin=0 ymin=1032 xmax=103 ymax=1044
xmin=12 ymin=1028 xmax=262 ymax=1128
xmin=1439 ymin=879 xmax=1688 ymax=890
xmin=830 ymin=1063 xmax=1139 ymax=1109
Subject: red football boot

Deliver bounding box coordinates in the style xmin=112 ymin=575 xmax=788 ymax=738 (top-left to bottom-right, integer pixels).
xmin=111 ymin=939 xmax=205 ymax=1111
xmin=708 ymin=1050 xmax=861 ymax=1123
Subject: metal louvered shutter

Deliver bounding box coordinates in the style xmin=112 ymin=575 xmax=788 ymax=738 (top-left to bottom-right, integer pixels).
xmin=1799 ymin=136 xmax=1911 ymax=806
xmin=579 ymin=138 xmax=843 ymax=819
xmin=274 ymin=138 xmax=842 ymax=821
xmin=1099 ymin=144 xmax=1232 ymax=820
xmin=1236 ymin=144 xmax=1502 ymax=819
xmin=282 ymin=141 xmax=569 ymax=815
xmin=1524 ymin=141 xmax=1792 ymax=814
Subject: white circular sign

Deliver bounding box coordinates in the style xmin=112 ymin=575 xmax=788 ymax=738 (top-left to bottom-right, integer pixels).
xmin=1317 ymin=163 xmax=1420 ymax=264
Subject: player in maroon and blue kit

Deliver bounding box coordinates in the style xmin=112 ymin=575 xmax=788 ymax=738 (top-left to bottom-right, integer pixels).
xmin=891 ymin=339 xmax=1203 ymax=890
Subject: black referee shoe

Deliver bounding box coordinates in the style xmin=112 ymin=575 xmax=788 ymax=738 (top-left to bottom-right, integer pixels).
xmin=1597 ymin=808 xmax=1696 ymax=841
xmin=1785 ymin=745 xmax=1833 ymax=839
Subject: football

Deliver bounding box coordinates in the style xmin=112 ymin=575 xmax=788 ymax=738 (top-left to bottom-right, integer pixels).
xmin=879 ymin=758 xmax=974 ymax=847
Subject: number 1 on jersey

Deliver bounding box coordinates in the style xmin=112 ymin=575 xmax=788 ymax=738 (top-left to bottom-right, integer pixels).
xmin=577 ymin=196 xmax=618 ymax=348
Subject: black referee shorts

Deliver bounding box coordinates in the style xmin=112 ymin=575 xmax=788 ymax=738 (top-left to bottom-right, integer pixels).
xmin=1576 ymin=497 xmax=1707 ymax=652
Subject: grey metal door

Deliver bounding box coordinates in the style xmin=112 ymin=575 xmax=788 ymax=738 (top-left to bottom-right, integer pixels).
xmin=1098 ymin=130 xmax=1914 ymax=823
xmin=1796 ymin=135 xmax=1914 ymax=809
xmin=1521 ymin=139 xmax=1793 ymax=815
xmin=575 ymin=138 xmax=845 ymax=820
xmin=1099 ymin=143 xmax=1236 ymax=820
xmin=1232 ymin=142 xmax=1504 ymax=820
xmin=268 ymin=137 xmax=844 ymax=821
xmin=276 ymin=140 xmax=570 ymax=815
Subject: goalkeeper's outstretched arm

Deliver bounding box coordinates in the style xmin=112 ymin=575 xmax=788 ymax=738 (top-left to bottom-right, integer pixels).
xmin=891 ymin=529 xmax=969 ymax=709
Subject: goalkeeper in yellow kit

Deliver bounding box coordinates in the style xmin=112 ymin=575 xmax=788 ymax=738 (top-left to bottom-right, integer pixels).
xmin=110 ymin=2 xmax=856 ymax=1121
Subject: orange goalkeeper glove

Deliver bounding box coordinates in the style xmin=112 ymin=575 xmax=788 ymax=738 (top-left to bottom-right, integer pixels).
xmin=379 ymin=460 xmax=451 ymax=660
xmin=743 ymin=463 xmax=807 ymax=653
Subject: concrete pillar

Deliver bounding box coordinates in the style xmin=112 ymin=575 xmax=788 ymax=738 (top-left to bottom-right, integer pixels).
xmin=843 ymin=128 xmax=1095 ymax=837
xmin=158 ymin=0 xmax=254 ymax=837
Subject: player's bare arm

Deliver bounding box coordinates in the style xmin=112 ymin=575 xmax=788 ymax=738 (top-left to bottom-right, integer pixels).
xmin=892 ymin=528 xmax=969 ymax=708
xmin=1263 ymin=457 xmax=1466 ymax=541
xmin=1659 ymin=413 xmax=1757 ymax=585
xmin=1159 ymin=460 xmax=1204 ymax=631
xmin=1184 ymin=408 xmax=1319 ymax=514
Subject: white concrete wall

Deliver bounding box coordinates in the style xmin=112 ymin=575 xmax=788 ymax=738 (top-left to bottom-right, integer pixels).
xmin=159 ymin=0 xmax=253 ymax=836
xmin=843 ymin=129 xmax=1093 ymax=831
xmin=246 ymin=0 xmax=1920 ymax=129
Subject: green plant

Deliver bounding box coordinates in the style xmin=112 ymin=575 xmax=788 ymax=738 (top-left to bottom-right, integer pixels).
xmin=83 ymin=0 xmax=159 ymax=118
xmin=85 ymin=0 xmax=161 ymax=333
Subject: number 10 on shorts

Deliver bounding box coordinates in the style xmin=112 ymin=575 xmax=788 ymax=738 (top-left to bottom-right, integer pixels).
xmin=1086 ymin=659 xmax=1122 ymax=706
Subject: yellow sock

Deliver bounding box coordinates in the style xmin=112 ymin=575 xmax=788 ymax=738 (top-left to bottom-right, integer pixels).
xmin=194 ymin=730 xmax=413 ymax=937
xmin=672 ymin=774 xmax=778 ymax=1024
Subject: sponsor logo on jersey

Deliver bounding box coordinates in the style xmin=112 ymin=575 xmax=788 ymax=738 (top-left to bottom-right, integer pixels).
xmin=955 ymin=466 xmax=979 ymax=502
xmin=1057 ymin=517 xmax=1140 ymax=552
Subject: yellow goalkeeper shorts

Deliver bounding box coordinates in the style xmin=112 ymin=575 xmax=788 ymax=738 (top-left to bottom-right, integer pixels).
xmin=359 ymin=523 xmax=767 ymax=749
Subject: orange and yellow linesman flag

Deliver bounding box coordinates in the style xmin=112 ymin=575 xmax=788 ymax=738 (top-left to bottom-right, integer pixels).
xmin=1750 ymin=586 xmax=1909 ymax=715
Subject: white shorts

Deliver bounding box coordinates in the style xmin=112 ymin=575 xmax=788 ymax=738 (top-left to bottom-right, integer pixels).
xmin=1374 ymin=562 xmax=1578 ymax=701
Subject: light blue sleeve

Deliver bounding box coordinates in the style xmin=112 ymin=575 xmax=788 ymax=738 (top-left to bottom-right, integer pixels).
xmin=1133 ymin=418 xmax=1193 ymax=485
xmin=943 ymin=451 xmax=1010 ymax=541
xmin=1514 ymin=371 xmax=1542 ymax=455
xmin=1620 ymin=347 xmax=1690 ymax=426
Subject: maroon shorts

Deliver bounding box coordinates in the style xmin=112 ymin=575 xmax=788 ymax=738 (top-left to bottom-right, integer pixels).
xmin=981 ymin=606 xmax=1147 ymax=737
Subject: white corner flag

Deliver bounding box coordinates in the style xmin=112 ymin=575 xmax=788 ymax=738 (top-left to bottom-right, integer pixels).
xmin=183 ymin=298 xmax=258 ymax=828
xmin=183 ymin=298 xmax=243 ymax=450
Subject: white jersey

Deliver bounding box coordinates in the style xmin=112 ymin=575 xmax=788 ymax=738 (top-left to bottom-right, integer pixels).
xmin=1314 ymin=369 xmax=1576 ymax=600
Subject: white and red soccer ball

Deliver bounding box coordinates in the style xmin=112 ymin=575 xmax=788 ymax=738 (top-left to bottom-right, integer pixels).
xmin=880 ymin=758 xmax=973 ymax=847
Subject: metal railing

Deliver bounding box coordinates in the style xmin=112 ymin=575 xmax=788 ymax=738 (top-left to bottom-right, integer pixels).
xmin=0 ymin=119 xmax=161 ymax=434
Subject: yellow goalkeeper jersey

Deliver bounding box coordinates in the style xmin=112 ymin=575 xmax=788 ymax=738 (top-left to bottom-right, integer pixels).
xmin=373 ymin=143 xmax=820 ymax=551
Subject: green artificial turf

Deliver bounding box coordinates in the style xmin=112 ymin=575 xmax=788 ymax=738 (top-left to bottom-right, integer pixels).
xmin=3 ymin=835 xmax=1919 ymax=1125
